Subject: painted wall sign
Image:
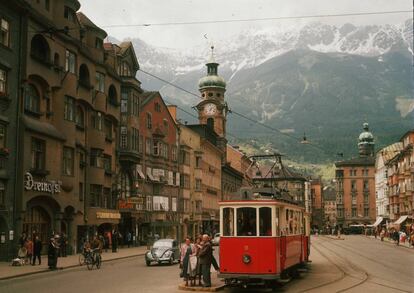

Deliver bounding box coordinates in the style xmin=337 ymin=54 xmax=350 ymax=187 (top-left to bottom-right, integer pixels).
xmin=24 ymin=172 xmax=62 ymax=194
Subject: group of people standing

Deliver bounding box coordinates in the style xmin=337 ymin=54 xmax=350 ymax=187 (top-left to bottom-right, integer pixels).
xmin=180 ymin=234 xmax=219 ymax=288
xmin=18 ymin=233 xmax=42 ymax=265
xmin=377 ymin=226 xmax=414 ymax=247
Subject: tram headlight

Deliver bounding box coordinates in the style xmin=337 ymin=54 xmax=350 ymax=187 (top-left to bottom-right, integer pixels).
xmin=242 ymin=254 xmax=251 ymax=264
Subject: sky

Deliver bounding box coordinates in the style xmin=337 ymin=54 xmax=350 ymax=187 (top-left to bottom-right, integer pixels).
xmin=78 ymin=0 xmax=412 ymax=49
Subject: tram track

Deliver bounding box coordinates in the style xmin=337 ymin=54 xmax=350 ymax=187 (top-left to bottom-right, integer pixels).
xmin=320 ymin=237 xmax=413 ymax=293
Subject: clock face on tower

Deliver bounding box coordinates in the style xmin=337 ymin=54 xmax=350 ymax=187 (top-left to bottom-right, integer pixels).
xmin=204 ymin=103 xmax=217 ymax=115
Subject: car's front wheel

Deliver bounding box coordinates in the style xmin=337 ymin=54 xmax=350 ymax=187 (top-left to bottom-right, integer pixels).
xmin=169 ymin=256 xmax=174 ymax=265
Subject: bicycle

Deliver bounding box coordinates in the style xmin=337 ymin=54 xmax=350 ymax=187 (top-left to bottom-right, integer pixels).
xmin=85 ymin=248 xmax=102 ymax=270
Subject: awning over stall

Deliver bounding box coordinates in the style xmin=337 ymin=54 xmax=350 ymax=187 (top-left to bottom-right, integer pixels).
xmin=394 ymin=215 xmax=408 ymax=225
xmin=372 ymin=217 xmax=383 ymax=227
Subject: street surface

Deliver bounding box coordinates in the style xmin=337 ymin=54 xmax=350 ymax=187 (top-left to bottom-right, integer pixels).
xmin=0 ymin=236 xmax=413 ymax=293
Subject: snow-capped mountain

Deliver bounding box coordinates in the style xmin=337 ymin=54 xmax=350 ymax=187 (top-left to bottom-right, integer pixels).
xmin=131 ymin=19 xmax=413 ymax=80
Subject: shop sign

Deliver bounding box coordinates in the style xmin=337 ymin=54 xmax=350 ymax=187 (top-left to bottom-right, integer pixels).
xmin=96 ymin=212 xmax=121 ymax=219
xmin=118 ymin=199 xmax=134 ymax=210
xmin=24 ymin=172 xmax=61 ymax=194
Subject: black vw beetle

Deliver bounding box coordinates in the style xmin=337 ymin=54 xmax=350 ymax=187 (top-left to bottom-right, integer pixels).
xmin=145 ymin=239 xmax=180 ymax=266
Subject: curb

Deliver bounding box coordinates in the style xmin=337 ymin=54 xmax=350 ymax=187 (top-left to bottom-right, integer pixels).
xmin=0 ymin=252 xmax=145 ymax=281
xmin=178 ymin=283 xmax=225 ymax=292
xmin=366 ymin=236 xmax=412 ymax=250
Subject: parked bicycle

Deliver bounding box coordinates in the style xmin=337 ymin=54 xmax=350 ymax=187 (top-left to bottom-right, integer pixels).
xmin=84 ymin=248 xmax=102 ymax=270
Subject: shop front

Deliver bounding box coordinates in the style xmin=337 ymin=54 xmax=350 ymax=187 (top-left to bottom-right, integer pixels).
xmin=84 ymin=209 xmax=121 ymax=243
xmin=118 ymin=197 xmax=145 ymax=246
xmin=0 ymin=214 xmax=10 ymax=261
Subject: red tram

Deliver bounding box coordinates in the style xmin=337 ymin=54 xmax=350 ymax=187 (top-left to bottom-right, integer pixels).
xmin=218 ymin=187 xmax=311 ymax=288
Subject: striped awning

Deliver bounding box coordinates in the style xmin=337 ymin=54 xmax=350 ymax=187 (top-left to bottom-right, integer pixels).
xmin=394 ymin=215 xmax=408 ymax=225
xmin=372 ymin=217 xmax=383 ymax=227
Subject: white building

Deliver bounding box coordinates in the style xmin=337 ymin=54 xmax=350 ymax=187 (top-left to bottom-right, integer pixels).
xmin=375 ymin=143 xmax=402 ymax=219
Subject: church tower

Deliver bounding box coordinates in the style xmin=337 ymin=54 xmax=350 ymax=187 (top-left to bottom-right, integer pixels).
xmin=196 ymin=46 xmax=228 ymax=138
xmin=358 ymin=122 xmax=375 ymax=157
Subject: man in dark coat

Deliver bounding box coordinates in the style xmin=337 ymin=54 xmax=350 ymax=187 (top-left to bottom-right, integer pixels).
xmin=198 ymin=234 xmax=212 ymax=287
xmin=32 ymin=236 xmax=42 ymax=265
xmin=112 ymin=230 xmax=118 ymax=252
xmin=48 ymin=237 xmax=59 ymax=269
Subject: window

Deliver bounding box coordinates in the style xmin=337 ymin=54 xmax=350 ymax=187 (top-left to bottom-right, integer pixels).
xmin=65 ymin=50 xmax=76 ymax=73
xmin=75 ymin=106 xmax=84 ymax=128
xmin=146 ymin=113 xmax=152 ymax=129
xmin=0 ymin=18 xmax=10 ymax=47
xmin=108 ymin=85 xmax=117 ymax=105
xmin=195 ymin=179 xmax=202 ymax=191
xmin=132 ymin=128 xmax=139 ymax=151
xmin=31 ymin=138 xmax=45 ymax=170
xmin=62 ymin=147 xmax=74 ymax=175
xmin=163 ymin=119 xmax=168 ymax=134
xmin=25 ymin=84 xmax=40 ymax=113
xmin=237 ymin=207 xmax=257 ymax=236
xmin=180 ymin=174 xmax=190 ymax=189
xmin=363 ymin=180 xmax=369 ymax=190
xmin=171 ymin=146 xmax=177 ymax=161
xmin=180 ymin=150 xmax=190 ymax=165
xmin=0 ymin=181 xmax=5 ymax=207
xmin=146 ymin=196 xmax=152 ymax=211
xmin=79 ymin=183 xmax=84 ymax=201
xmin=90 ymin=184 xmax=102 ymax=207
xmin=154 ymin=102 xmax=161 ymax=112
xmin=172 ymin=197 xmax=177 ymax=212
xmin=64 ymin=96 xmax=75 ymax=121
xmin=91 ymin=111 xmax=103 ymax=130
xmin=364 ymin=207 xmax=369 ymax=217
xmin=139 ymin=135 xmax=143 ymax=153
xmin=0 ymin=68 xmax=6 ymax=95
xmin=364 ymin=193 xmax=369 ymax=203
xmin=118 ymin=172 xmax=131 ymax=199
xmin=0 ymin=125 xmax=5 ymax=148
xmin=104 ymin=119 xmax=112 ymax=140
xmin=352 ymin=208 xmax=357 ymax=217
xmin=145 ymin=138 xmax=151 ymax=155
xmin=153 ymin=140 xmax=160 ymax=156
xmin=118 ymin=61 xmax=131 ymax=76
xmin=95 ymin=72 xmax=105 ymax=92
xmin=153 ymin=196 xmax=169 ymax=211
xmin=95 ymin=37 xmax=103 ymax=49
xmin=195 ymin=156 xmax=201 ymax=168
xmin=103 ymin=154 xmax=111 ymax=174
xmin=259 ymin=207 xmax=272 ymax=236
xmin=351 ymin=180 xmax=356 ymax=191
xmin=90 ymin=149 xmax=103 ymax=168
xmin=64 ymin=6 xmax=76 ymax=22
xmin=222 ymin=207 xmax=234 ymax=236
xmin=132 ymin=94 xmax=139 ymax=116
xmin=79 ymin=64 xmax=90 ymax=87
xmin=121 ymin=100 xmax=128 ymax=113
xmin=120 ymin=126 xmax=127 ymax=149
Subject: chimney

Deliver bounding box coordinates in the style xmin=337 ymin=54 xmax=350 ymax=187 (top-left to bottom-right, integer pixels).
xmin=167 ymin=105 xmax=177 ymax=122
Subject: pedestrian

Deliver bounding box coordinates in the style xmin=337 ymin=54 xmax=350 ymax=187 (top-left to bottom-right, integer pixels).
xmin=25 ymin=237 xmax=33 ymax=265
xmin=112 ymin=229 xmax=118 ymax=252
xmin=32 ymin=235 xmax=42 ymax=265
xmin=60 ymin=233 xmax=67 ymax=257
xmin=19 ymin=232 xmax=27 ymax=248
xmin=380 ymin=228 xmax=385 ymax=241
xmin=393 ymin=229 xmax=400 ymax=245
xmin=48 ymin=237 xmax=59 ymax=270
xmin=180 ymin=237 xmax=196 ymax=286
xmin=198 ymin=234 xmax=212 ymax=288
xmin=127 ymin=231 xmax=132 ymax=248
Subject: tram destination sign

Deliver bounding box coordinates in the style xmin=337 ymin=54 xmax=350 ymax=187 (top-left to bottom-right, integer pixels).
xmin=24 ymin=172 xmax=62 ymax=194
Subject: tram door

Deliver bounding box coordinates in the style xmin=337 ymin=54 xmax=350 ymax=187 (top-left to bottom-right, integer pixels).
xmin=279 ymin=207 xmax=287 ymax=270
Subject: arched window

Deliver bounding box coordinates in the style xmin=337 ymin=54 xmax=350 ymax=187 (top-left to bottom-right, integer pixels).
xmin=79 ymin=64 xmax=90 ymax=87
xmin=207 ymin=118 xmax=214 ymax=129
xmin=25 ymin=84 xmax=40 ymax=113
xmin=118 ymin=61 xmax=131 ymax=76
xmin=30 ymin=34 xmax=50 ymax=63
xmin=108 ymin=84 xmax=117 ymax=105
xmin=53 ymin=53 xmax=60 ymax=67
xmin=118 ymin=172 xmax=131 ymax=199
xmin=75 ymin=106 xmax=84 ymax=128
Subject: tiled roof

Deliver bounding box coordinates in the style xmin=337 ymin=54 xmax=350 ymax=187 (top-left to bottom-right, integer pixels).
xmin=377 ymin=142 xmax=403 ymax=164
xmin=76 ymin=12 xmax=107 ymax=37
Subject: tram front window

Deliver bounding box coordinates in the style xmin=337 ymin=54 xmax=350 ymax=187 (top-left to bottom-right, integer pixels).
xmin=259 ymin=207 xmax=272 ymax=236
xmin=237 ymin=207 xmax=257 ymax=236
xmin=223 ymin=207 xmax=234 ymax=236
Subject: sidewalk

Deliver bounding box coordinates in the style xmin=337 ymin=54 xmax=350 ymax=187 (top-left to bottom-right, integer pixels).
xmin=366 ymin=235 xmax=412 ymax=249
xmin=178 ymin=272 xmax=224 ymax=292
xmin=0 ymin=246 xmax=147 ymax=280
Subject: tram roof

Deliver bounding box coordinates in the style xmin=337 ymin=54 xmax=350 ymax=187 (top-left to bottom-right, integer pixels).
xmin=222 ymin=187 xmax=299 ymax=206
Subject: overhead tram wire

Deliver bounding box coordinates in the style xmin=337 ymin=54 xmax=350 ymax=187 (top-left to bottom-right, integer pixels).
xmin=15 ymin=10 xmax=411 ymax=33
xmin=138 ymin=68 xmax=339 ymax=157
xmin=99 ymin=10 xmax=411 ymax=28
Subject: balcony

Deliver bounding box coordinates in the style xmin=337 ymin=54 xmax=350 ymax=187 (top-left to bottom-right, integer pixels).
xmin=118 ymin=148 xmax=141 ymax=163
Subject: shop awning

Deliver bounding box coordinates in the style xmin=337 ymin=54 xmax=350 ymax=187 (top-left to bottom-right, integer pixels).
xmin=147 ymin=173 xmax=155 ymax=181
xmin=137 ymin=169 xmax=145 ymax=179
xmin=372 ymin=217 xmax=383 ymax=227
xmin=394 ymin=215 xmax=408 ymax=225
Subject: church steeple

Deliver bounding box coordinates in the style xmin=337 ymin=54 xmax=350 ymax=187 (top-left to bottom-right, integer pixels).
xmin=198 ymin=46 xmax=226 ymax=93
